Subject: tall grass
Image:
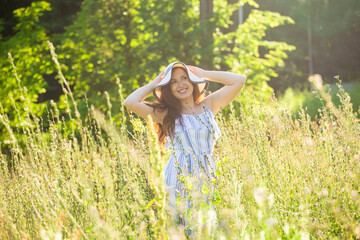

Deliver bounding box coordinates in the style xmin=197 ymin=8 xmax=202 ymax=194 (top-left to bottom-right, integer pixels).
xmin=0 ymin=46 xmax=359 ymax=239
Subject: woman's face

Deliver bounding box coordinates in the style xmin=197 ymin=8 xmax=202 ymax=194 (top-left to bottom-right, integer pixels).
xmin=169 ymin=68 xmax=194 ymax=102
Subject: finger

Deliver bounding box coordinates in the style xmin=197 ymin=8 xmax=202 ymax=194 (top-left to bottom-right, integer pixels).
xmin=187 ymin=65 xmax=195 ymax=72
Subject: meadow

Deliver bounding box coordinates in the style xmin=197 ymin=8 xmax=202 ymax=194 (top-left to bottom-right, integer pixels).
xmin=0 ymin=53 xmax=359 ymax=239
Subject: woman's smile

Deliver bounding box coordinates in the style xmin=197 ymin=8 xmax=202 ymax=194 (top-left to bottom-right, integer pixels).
xmin=177 ymin=87 xmax=188 ymax=94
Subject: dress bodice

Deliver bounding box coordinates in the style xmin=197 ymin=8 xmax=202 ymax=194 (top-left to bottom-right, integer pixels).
xmin=165 ymin=104 xmax=221 ymax=157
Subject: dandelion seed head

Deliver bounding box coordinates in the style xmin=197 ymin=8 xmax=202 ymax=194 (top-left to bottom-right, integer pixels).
xmin=318 ymin=188 xmax=329 ymax=198
xmin=351 ymin=190 xmax=358 ymax=200
xmin=268 ymin=193 xmax=274 ymax=208
xmin=354 ymin=226 xmax=360 ymax=238
xmin=40 ymin=230 xmax=49 ymax=240
xmin=300 ymin=231 xmax=310 ymax=240
xmin=267 ymin=217 xmax=277 ymax=227
xmin=254 ymin=187 xmax=266 ymax=206
xmin=54 ymin=232 xmax=62 ymax=240
xmin=283 ymin=224 xmax=290 ymax=234
xmin=304 ymin=137 xmax=314 ymax=147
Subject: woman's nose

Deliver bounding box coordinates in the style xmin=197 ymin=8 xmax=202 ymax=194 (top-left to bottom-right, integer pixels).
xmin=178 ymin=82 xmax=186 ymax=89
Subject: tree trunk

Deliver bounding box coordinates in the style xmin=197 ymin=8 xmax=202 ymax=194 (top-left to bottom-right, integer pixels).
xmin=200 ymin=0 xmax=214 ymax=70
xmin=307 ymin=0 xmax=313 ymax=76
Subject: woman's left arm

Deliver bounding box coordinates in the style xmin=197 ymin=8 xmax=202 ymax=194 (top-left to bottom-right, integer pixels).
xmin=188 ymin=66 xmax=246 ymax=115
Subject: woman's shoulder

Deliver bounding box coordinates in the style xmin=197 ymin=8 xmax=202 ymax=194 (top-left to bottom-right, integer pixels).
xmin=200 ymin=99 xmax=215 ymax=116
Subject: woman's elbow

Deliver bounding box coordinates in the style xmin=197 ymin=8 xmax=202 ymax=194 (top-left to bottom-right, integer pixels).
xmin=123 ymin=98 xmax=132 ymax=109
xmin=237 ymin=75 xmax=246 ymax=89
xmin=241 ymin=75 xmax=246 ymax=83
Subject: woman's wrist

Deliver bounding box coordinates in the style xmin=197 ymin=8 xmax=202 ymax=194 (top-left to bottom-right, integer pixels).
xmin=201 ymin=70 xmax=212 ymax=80
xmin=148 ymin=80 xmax=158 ymax=89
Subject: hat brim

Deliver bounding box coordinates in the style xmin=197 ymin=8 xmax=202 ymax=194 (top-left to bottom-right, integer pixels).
xmin=153 ymin=62 xmax=208 ymax=101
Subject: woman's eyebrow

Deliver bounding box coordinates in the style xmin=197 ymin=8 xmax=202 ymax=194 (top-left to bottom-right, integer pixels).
xmin=171 ymin=74 xmax=187 ymax=81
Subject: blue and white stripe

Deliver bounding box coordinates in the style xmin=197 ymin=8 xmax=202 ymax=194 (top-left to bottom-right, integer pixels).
xmin=164 ymin=103 xmax=221 ymax=213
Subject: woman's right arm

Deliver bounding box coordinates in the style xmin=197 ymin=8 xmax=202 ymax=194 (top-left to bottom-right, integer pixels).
xmin=124 ymin=72 xmax=166 ymax=123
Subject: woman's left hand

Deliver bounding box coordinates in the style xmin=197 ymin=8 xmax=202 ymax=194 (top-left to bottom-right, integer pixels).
xmin=187 ymin=65 xmax=206 ymax=78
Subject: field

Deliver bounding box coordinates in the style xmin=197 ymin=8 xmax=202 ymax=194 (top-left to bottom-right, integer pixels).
xmin=0 ymin=67 xmax=359 ymax=240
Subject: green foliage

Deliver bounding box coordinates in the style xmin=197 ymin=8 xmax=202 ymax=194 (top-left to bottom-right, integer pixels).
xmin=217 ymin=9 xmax=295 ymax=103
xmin=279 ymin=80 xmax=360 ymax=119
xmin=0 ymin=0 xmax=297 ymax=131
xmin=58 ymin=0 xmax=206 ymax=106
xmin=0 ymin=1 xmax=54 ymax=143
xmin=42 ymin=0 xmax=295 ymax=123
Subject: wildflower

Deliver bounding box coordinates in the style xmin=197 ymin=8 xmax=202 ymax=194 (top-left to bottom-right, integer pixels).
xmin=268 ymin=193 xmax=274 ymax=208
xmin=304 ymin=137 xmax=314 ymax=147
xmin=206 ymin=209 xmax=217 ymax=235
xmin=346 ymin=146 xmax=351 ymax=154
xmin=318 ymin=188 xmax=329 ymax=198
xmin=40 ymin=230 xmax=49 ymax=240
xmin=267 ymin=217 xmax=278 ymax=227
xmin=355 ymin=226 xmax=360 ymax=238
xmin=351 ymin=190 xmax=358 ymax=201
xmin=308 ymin=74 xmax=323 ymax=90
xmin=54 ymin=232 xmax=62 ymax=240
xmin=283 ymin=224 xmax=290 ymax=235
xmin=254 ymin=187 xmax=266 ymax=207
xmin=300 ymin=231 xmax=310 ymax=240
xmin=231 ymin=169 xmax=235 ymax=173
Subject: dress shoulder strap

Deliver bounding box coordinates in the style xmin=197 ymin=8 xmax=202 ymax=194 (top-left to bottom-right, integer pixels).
xmin=201 ymin=102 xmax=208 ymax=110
xmin=201 ymin=102 xmax=212 ymax=115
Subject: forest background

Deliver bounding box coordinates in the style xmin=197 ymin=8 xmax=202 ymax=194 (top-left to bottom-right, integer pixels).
xmin=0 ymin=0 xmax=359 ymax=144
xmin=0 ymin=0 xmax=360 ymax=140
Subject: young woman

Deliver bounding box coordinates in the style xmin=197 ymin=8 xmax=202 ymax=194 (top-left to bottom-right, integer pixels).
xmin=124 ymin=61 xmax=245 ymax=223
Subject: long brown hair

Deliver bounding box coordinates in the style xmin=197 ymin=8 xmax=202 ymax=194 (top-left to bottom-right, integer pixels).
xmin=148 ymin=67 xmax=205 ymax=145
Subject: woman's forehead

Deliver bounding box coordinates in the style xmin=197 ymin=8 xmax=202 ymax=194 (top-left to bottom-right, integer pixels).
xmin=171 ymin=68 xmax=187 ymax=78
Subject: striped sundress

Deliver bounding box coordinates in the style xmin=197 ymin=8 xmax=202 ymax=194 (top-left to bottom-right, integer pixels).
xmin=164 ymin=103 xmax=221 ymax=216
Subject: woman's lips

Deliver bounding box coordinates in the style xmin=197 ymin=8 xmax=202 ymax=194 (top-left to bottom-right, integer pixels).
xmin=178 ymin=88 xmax=188 ymax=93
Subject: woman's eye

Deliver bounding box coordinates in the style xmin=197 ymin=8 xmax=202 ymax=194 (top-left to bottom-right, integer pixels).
xmin=171 ymin=80 xmax=177 ymax=84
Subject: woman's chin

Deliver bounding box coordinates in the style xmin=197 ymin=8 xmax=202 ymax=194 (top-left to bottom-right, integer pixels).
xmin=173 ymin=91 xmax=192 ymax=100
xmin=175 ymin=93 xmax=193 ymax=101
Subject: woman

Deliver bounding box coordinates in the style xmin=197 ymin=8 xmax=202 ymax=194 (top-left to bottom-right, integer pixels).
xmin=124 ymin=61 xmax=245 ymax=224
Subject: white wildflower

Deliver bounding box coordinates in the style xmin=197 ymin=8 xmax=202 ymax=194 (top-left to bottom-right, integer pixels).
xmin=254 ymin=187 xmax=266 ymax=207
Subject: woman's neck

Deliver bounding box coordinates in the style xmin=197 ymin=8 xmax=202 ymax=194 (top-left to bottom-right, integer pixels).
xmin=180 ymin=100 xmax=199 ymax=114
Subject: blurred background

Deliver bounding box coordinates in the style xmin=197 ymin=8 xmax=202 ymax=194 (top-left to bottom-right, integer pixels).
xmin=0 ymin=0 xmax=359 ymax=137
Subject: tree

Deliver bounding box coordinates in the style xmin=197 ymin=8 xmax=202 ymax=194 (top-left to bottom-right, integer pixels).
xmin=0 ymin=0 xmax=296 ymax=135
xmin=200 ymin=0 xmax=214 ymax=69
xmin=212 ymin=0 xmax=295 ymax=102
xmin=0 ymin=1 xmax=54 ymax=143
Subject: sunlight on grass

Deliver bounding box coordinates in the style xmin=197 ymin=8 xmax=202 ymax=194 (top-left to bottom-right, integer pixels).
xmin=0 ymin=48 xmax=359 ymax=239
